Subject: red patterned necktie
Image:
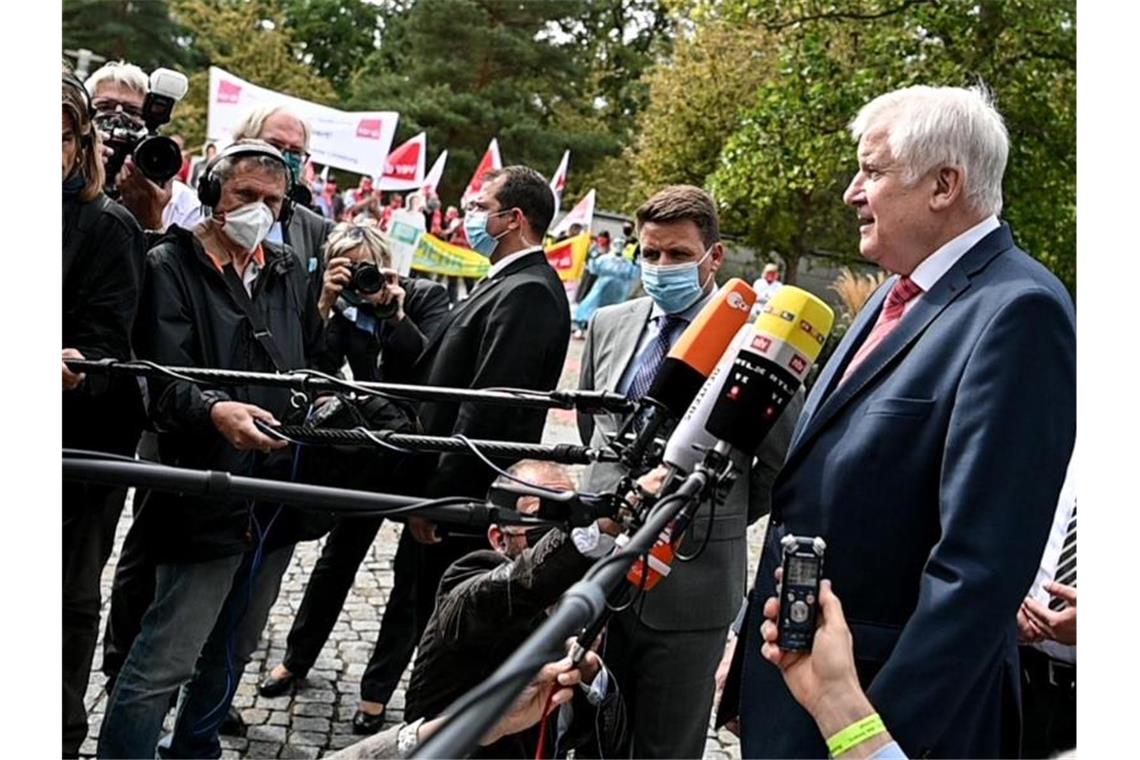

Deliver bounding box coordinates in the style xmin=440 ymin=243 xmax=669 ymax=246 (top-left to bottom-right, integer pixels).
xmin=839 ymin=276 xmax=924 ymax=384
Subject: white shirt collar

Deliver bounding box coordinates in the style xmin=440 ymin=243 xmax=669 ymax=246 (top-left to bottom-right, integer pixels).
xmin=486 ymin=245 xmax=543 ymax=279
xmin=909 ymin=215 xmax=1000 ymax=292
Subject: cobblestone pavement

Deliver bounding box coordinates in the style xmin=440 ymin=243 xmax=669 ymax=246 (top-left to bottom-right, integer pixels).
xmin=82 ymin=337 xmax=765 ymax=759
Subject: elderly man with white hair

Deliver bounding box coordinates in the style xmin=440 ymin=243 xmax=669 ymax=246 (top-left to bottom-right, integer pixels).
xmin=85 ymin=60 xmax=203 ymax=233
xmin=721 ymin=85 xmax=1075 ymax=758
xmin=231 ymin=104 xmax=334 ymax=279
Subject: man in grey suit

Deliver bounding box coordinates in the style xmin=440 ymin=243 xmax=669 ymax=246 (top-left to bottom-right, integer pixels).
xmin=577 ymin=185 xmax=800 ymax=758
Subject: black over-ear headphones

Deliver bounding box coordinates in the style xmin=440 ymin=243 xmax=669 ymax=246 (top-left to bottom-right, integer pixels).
xmin=196 ymin=141 xmax=295 ymax=226
xmin=62 ymin=71 xmax=95 ymax=148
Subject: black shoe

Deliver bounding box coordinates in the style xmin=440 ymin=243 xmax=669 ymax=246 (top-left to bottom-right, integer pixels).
xmin=219 ymin=705 xmax=246 ymax=737
xmin=352 ymin=707 xmax=387 ymax=735
xmin=258 ymin=668 xmax=298 ymax=698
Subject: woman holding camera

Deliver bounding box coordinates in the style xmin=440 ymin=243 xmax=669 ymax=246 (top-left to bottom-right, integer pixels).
xmin=314 ymin=222 xmax=449 ymax=383
xmin=61 ymin=69 xmax=147 ymax=758
xmin=260 ymin=222 xmax=450 ymax=733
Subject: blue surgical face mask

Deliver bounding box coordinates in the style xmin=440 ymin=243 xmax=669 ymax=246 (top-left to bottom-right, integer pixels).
xmin=464 ymin=209 xmax=511 ymax=256
xmin=641 ymin=246 xmax=714 ymax=313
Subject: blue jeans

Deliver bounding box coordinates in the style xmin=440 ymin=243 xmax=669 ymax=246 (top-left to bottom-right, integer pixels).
xmin=98 ymin=544 xmax=295 ymax=759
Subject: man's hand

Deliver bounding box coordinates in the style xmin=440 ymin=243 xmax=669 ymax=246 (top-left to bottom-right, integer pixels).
xmin=1022 ymin=582 xmax=1077 ymax=645
xmin=118 ymin=156 xmax=172 ymax=230
xmin=365 ymin=270 xmax=406 ymax=322
xmin=209 ymin=401 xmax=288 ymax=453
xmin=318 ymin=256 xmax=352 ymax=321
xmin=480 ymin=657 xmax=582 ymax=745
xmin=62 ymin=348 xmax=86 ymax=391
xmin=408 ymin=515 xmax=441 ymax=544
xmin=1016 ymin=605 xmax=1046 ymax=644
xmin=760 ymin=573 xmax=869 ymax=730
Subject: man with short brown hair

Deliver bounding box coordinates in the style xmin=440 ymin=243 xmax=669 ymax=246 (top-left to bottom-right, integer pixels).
xmin=577 ymin=184 xmax=799 ymax=757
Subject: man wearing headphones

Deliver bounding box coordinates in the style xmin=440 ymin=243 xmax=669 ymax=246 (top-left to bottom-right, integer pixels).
xmin=98 ymin=140 xmax=323 ymax=759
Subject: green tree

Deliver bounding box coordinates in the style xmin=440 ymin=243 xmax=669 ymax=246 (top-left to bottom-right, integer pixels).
xmin=348 ymin=0 xmax=656 ymax=205
xmin=63 ymin=0 xmax=192 ymax=72
xmin=280 ymin=0 xmax=380 ymax=97
xmin=166 ymin=0 xmax=337 ymax=149
xmin=708 ymin=0 xmax=1076 ymax=290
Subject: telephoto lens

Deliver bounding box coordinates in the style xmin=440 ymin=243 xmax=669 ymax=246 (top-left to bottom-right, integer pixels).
xmin=133 ymin=135 xmax=184 ymax=185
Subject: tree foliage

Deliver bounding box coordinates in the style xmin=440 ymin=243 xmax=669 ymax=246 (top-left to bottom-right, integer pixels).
xmin=166 ymin=0 xmax=337 ymax=149
xmin=279 ymin=0 xmax=380 ymax=97
xmin=346 ymin=0 xmax=646 ymax=204
xmin=63 ymin=0 xmax=192 ymax=72
xmin=632 ymin=0 xmax=1076 ymax=291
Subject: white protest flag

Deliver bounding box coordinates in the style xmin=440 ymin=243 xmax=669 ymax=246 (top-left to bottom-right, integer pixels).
xmin=550 ymin=189 xmax=596 ymax=237
xmin=376 ymin=132 xmax=427 ymax=190
xmin=424 ymin=150 xmax=448 ymax=193
xmin=207 ymin=66 xmax=398 ymax=176
xmin=461 ymin=138 xmax=503 ymax=205
xmin=549 ymin=149 xmax=570 ymax=217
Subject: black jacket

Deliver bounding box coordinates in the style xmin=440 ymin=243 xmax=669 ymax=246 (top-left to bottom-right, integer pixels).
xmin=314 ymin=277 xmax=450 ymax=383
xmin=132 ymin=227 xmax=323 ymax=563
xmin=410 ymin=250 xmax=570 ymax=498
xmin=62 ymin=193 xmax=146 ymax=455
xmin=403 ymin=530 xmax=629 ymax=758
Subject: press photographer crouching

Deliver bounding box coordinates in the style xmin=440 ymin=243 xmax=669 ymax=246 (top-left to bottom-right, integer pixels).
xmin=61 ymin=67 xmax=147 ymax=759
xmin=401 ymin=460 xmax=630 ymax=758
xmin=84 ymin=60 xmax=198 ymax=233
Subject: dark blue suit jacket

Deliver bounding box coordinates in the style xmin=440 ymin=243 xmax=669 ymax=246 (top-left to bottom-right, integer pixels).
xmin=735 ymin=225 xmax=1075 ymax=758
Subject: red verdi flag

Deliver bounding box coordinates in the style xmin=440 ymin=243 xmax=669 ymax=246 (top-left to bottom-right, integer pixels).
xmin=377 ymin=132 xmax=427 ymax=190
xmin=462 ymin=138 xmax=502 ymax=205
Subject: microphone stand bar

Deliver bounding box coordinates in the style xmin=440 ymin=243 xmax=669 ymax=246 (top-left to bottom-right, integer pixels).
xmin=61 ymin=454 xmax=553 ymax=527
xmin=413 ymin=468 xmax=711 ymax=758
xmin=264 ymin=425 xmax=621 ymax=465
xmin=64 ymin=359 xmax=632 ymax=414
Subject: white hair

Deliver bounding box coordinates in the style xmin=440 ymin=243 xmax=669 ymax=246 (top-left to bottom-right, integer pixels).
xmin=232 ymin=105 xmax=312 ymax=153
xmin=84 ymin=61 xmax=148 ymax=97
xmin=849 ymin=84 xmax=1009 ymax=216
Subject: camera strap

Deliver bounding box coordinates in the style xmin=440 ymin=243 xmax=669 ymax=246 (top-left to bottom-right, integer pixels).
xmin=220 ymin=265 xmax=290 ymax=373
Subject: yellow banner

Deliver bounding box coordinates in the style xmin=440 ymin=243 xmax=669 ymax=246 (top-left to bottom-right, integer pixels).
xmin=410 ymin=231 xmax=591 ymax=280
xmin=411 ymin=233 xmax=490 ymax=278
xmin=544 ymin=233 xmax=591 ymax=282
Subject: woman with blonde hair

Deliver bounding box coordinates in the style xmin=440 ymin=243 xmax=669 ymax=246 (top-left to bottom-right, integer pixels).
xmin=61 ymin=67 xmax=148 ymax=758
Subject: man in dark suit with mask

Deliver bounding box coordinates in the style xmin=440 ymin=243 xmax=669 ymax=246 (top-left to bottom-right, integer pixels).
xmin=339 ymin=165 xmax=572 ymax=733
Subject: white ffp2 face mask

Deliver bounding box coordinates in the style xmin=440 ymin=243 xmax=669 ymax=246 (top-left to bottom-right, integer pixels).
xmin=219 ymin=202 xmax=275 ymax=251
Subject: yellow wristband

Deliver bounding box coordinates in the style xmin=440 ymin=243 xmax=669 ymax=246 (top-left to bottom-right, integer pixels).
xmin=826 ymin=712 xmax=886 ymax=757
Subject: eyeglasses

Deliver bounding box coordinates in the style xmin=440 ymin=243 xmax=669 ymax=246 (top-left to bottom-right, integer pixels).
xmin=92 ymin=98 xmax=144 ymax=120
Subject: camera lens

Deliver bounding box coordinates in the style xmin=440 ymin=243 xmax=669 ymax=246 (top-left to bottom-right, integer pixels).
xmin=134 ymin=135 xmax=184 ymax=185
xmin=349 ymin=262 xmax=384 ymax=295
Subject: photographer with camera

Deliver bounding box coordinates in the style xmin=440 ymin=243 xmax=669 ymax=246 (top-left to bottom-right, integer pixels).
xmin=61 ymin=67 xmax=148 ymax=760
xmin=84 ymin=61 xmax=197 ymax=234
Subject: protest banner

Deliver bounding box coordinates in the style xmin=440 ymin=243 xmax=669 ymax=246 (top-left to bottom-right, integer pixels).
xmin=207 ymin=66 xmax=398 ymax=176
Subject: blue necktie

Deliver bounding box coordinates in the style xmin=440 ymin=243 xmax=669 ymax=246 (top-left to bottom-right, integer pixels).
xmin=627 ymin=314 xmax=686 ymax=401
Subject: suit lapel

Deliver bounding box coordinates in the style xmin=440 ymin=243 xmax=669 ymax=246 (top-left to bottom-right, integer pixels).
xmin=604 ymin=299 xmax=654 ymax=392
xmin=787 ymin=225 xmax=1014 ymax=462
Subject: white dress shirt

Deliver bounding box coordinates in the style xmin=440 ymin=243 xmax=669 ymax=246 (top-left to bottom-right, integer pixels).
xmin=162 ymin=179 xmax=205 ymax=231
xmin=1025 ymin=449 xmax=1077 ymax=664
xmin=904 ymin=215 xmax=1000 ymax=315
xmin=486 ymin=244 xmax=544 ymax=279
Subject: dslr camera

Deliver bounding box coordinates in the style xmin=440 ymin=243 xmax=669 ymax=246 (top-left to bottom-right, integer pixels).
xmin=98 ymin=67 xmax=189 ymax=196
xmin=347 ymin=262 xmax=399 ymax=320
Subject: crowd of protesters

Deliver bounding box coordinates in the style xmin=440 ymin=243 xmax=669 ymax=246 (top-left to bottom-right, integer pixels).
xmin=64 ymin=57 xmax=1076 ymax=760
